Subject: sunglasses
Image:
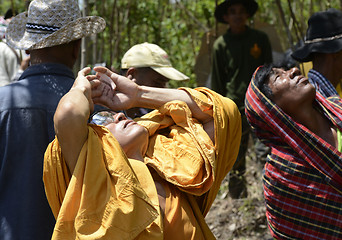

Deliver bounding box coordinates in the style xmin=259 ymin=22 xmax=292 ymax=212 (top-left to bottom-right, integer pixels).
xmin=88 ymin=109 xmax=119 ymax=126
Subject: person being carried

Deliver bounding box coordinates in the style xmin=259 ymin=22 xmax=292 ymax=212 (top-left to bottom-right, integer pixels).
xmin=120 ymin=42 xmax=189 ymax=119
xmin=291 ymin=8 xmax=342 ymax=98
xmin=43 ymin=66 xmax=241 ymax=239
xmin=245 ymin=64 xmax=342 ymax=239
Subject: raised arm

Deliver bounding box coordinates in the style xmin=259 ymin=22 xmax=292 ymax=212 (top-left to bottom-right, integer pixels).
xmin=53 ymin=67 xmax=97 ymax=173
xmin=92 ymin=66 xmax=214 ymax=141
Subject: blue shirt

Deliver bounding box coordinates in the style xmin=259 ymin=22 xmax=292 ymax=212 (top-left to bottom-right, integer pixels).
xmin=0 ymin=63 xmax=74 ymax=240
xmin=308 ymin=69 xmax=338 ymax=98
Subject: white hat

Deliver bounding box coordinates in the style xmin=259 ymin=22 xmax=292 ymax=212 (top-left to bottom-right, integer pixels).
xmin=6 ymin=0 xmax=106 ymax=50
xmin=121 ymin=42 xmax=189 ymax=81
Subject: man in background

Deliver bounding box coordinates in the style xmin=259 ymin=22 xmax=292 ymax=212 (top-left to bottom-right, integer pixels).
xmin=120 ymin=42 xmax=189 ymax=119
xmin=292 ymin=8 xmax=342 ymax=98
xmin=210 ymin=0 xmax=273 ymax=198
xmin=0 ymin=8 xmax=29 ymax=86
xmin=0 ymin=0 xmax=105 ymax=239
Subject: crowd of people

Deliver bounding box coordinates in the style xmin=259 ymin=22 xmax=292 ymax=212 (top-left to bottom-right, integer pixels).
xmin=0 ymin=0 xmax=342 ymax=239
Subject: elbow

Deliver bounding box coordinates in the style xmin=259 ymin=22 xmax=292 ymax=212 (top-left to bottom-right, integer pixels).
xmin=54 ymin=100 xmax=89 ymax=136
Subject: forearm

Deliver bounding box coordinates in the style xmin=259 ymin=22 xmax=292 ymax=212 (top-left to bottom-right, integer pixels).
xmin=54 ymin=88 xmax=90 ymax=173
xmin=136 ymin=86 xmax=212 ymax=124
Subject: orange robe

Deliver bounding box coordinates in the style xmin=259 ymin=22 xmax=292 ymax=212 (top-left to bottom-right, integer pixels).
xmin=43 ymin=87 xmax=241 ymax=239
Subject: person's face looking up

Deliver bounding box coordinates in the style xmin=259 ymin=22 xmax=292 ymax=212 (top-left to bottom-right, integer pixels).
xmin=223 ymin=3 xmax=249 ymax=34
xmin=90 ymin=110 xmax=148 ymax=154
xmin=133 ymin=67 xmax=169 ymax=88
xmin=266 ymin=67 xmax=315 ymax=115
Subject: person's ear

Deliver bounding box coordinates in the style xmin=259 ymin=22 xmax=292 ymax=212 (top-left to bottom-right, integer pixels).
xmin=126 ymin=67 xmax=137 ymax=78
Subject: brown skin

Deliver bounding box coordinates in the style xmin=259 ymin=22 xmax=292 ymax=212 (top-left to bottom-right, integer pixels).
xmin=267 ymin=67 xmax=337 ymax=147
xmin=54 ymin=66 xmax=214 ymax=217
xmin=223 ymin=3 xmax=250 ymax=35
xmin=54 ymin=66 xmax=214 ymax=173
xmin=30 ymin=39 xmax=82 ymax=68
xmin=127 ymin=67 xmax=169 ymax=88
xmin=312 ymin=51 xmax=342 ymax=88
xmin=124 ymin=67 xmax=169 ymax=119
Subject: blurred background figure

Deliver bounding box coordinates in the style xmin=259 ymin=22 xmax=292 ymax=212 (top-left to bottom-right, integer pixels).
xmin=120 ymin=42 xmax=189 ymax=119
xmin=0 ymin=8 xmax=30 ymax=86
xmin=0 ymin=0 xmax=105 ymax=239
xmin=210 ymin=0 xmax=273 ymax=199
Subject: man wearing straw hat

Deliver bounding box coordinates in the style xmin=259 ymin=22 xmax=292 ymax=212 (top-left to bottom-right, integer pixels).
xmin=0 ymin=0 xmax=105 ymax=239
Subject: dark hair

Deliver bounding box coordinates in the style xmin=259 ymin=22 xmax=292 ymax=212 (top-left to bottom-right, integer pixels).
xmin=253 ymin=64 xmax=274 ymax=99
xmin=4 ymin=8 xmax=18 ymax=20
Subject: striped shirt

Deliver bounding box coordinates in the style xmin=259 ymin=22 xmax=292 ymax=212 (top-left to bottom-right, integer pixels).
xmin=245 ymin=75 xmax=342 ymax=239
xmin=308 ymin=69 xmax=338 ymax=98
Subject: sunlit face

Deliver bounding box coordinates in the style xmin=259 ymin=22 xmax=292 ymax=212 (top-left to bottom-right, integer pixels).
xmin=133 ymin=67 xmax=169 ymax=88
xmin=223 ymin=4 xmax=249 ymax=33
xmin=90 ymin=110 xmax=148 ymax=153
xmin=267 ymin=67 xmax=315 ymax=115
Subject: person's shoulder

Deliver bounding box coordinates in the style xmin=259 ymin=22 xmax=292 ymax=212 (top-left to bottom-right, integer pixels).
xmin=213 ymin=34 xmax=227 ymax=48
xmin=0 ymin=41 xmax=14 ymax=53
xmin=0 ymin=81 xmax=24 ymax=107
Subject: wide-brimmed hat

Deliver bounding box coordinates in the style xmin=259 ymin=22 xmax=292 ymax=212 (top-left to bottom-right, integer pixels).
xmin=292 ymin=8 xmax=342 ymax=62
xmin=121 ymin=42 xmax=189 ymax=81
xmin=215 ymin=0 xmax=258 ymax=24
xmin=6 ymin=0 xmax=106 ymax=50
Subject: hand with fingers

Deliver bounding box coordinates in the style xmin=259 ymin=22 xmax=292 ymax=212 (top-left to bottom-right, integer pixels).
xmin=91 ymin=66 xmax=140 ymax=111
xmin=71 ymin=67 xmax=99 ymax=113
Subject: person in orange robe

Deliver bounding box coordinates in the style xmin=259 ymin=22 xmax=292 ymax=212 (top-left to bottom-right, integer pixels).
xmin=43 ymin=66 xmax=241 ymax=239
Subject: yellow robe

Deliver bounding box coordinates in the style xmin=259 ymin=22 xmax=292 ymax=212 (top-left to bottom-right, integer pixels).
xmin=43 ymin=87 xmax=241 ymax=239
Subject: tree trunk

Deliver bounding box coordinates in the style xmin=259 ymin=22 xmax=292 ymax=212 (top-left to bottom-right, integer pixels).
xmin=275 ymin=0 xmax=294 ymax=49
xmin=80 ymin=0 xmax=89 ymax=69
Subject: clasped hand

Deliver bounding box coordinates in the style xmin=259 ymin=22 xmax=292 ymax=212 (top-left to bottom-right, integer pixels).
xmin=75 ymin=66 xmax=140 ymax=112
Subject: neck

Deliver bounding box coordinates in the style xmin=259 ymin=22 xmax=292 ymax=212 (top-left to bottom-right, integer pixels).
xmin=30 ymin=49 xmax=74 ymax=69
xmin=313 ymin=54 xmax=340 ymax=87
xmin=29 ymin=40 xmax=80 ymax=69
xmin=230 ymin=25 xmax=247 ymax=35
xmin=293 ymin=105 xmax=337 ymax=147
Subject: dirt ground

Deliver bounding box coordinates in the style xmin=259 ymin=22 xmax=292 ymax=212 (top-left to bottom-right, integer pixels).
xmin=205 ymin=147 xmax=273 ymax=240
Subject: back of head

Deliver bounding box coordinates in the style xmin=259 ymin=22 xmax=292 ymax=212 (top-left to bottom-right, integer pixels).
xmin=291 ymin=8 xmax=342 ymax=62
xmin=5 ymin=0 xmax=106 ymax=50
xmin=121 ymin=42 xmax=189 ymax=81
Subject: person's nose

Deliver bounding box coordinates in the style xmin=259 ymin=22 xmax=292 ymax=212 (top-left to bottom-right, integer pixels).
xmin=289 ymin=67 xmax=300 ymax=79
xmin=113 ymin=112 xmax=126 ymax=123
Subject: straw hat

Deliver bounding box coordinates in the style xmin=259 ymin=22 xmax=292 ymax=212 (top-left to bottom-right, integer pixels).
xmin=121 ymin=42 xmax=189 ymax=81
xmin=6 ymin=0 xmax=106 ymax=50
xmin=291 ymin=8 xmax=342 ymax=62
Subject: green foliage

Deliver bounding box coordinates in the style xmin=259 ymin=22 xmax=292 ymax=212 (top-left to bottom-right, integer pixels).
xmin=2 ymin=0 xmax=341 ymax=87
xmin=0 ymin=0 xmax=28 ymax=16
